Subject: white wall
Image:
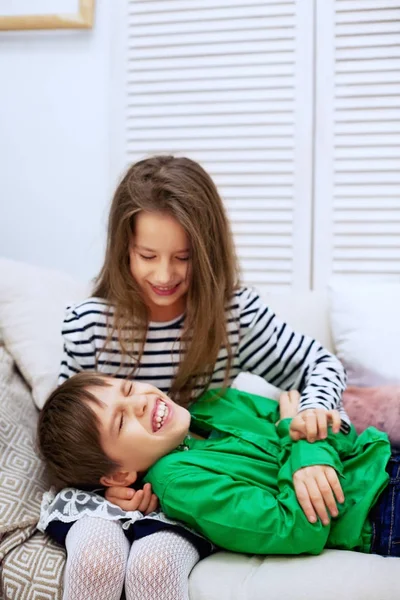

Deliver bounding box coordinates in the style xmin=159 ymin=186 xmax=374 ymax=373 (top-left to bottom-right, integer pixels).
xmin=0 ymin=0 xmax=112 ymax=280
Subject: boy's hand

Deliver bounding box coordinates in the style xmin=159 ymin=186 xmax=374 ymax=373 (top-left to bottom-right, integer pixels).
xmin=290 ymin=409 xmax=341 ymax=442
xmin=293 ymin=465 xmax=344 ymax=525
xmin=278 ymin=390 xmax=300 ymax=420
xmin=105 ymin=482 xmax=159 ymax=514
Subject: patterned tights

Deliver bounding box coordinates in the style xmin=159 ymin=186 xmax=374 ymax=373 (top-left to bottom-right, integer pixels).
xmin=63 ymin=517 xmax=200 ymax=600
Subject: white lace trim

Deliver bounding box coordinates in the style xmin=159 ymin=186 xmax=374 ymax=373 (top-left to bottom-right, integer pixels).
xmin=37 ymin=487 xmax=144 ymax=533
xmin=37 ymin=487 xmax=210 ymax=549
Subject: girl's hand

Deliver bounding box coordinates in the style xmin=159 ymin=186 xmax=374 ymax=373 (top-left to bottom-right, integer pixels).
xmin=290 ymin=409 xmax=341 ymax=442
xmin=105 ymin=482 xmax=159 ymax=514
xmin=293 ymin=465 xmax=344 ymax=525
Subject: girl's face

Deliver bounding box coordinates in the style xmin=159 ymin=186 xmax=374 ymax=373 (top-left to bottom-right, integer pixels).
xmin=89 ymin=378 xmax=191 ymax=478
xmin=129 ymin=211 xmax=191 ymax=321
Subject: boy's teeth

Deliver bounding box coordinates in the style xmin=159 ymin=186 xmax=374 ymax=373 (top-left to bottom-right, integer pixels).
xmin=154 ymin=400 xmax=168 ymax=430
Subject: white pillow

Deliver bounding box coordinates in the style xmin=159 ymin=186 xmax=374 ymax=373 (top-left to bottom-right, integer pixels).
xmin=232 ymin=372 xmax=282 ymax=400
xmin=263 ymin=290 xmax=333 ymax=353
xmin=0 ymin=258 xmax=89 ymax=408
xmin=329 ymin=280 xmax=400 ymax=387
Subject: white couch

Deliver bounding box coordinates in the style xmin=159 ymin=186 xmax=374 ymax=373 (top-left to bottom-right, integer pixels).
xmin=189 ymin=291 xmax=399 ymax=600
xmin=0 ymin=258 xmax=398 ymax=599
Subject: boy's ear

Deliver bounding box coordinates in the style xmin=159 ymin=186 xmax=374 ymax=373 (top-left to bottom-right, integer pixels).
xmin=100 ymin=470 xmax=137 ymax=488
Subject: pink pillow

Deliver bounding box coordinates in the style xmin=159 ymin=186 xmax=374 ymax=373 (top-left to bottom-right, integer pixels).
xmin=342 ymin=386 xmax=400 ymax=448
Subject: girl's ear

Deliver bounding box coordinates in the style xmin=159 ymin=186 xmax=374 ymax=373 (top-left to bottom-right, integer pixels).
xmin=100 ymin=470 xmax=137 ymax=488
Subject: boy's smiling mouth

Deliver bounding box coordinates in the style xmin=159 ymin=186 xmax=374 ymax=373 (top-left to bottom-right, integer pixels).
xmin=152 ymin=398 xmax=169 ymax=432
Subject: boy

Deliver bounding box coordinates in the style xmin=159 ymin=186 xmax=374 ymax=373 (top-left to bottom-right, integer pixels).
xmin=37 ymin=372 xmax=398 ymax=557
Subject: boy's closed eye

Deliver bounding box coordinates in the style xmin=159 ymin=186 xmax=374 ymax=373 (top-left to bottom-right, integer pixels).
xmin=122 ymin=380 xmax=133 ymax=397
xmin=117 ymin=381 xmax=133 ymax=432
xmin=119 ymin=413 xmax=125 ymax=431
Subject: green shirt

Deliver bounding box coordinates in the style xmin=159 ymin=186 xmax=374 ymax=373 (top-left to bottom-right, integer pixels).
xmin=145 ymin=389 xmax=391 ymax=555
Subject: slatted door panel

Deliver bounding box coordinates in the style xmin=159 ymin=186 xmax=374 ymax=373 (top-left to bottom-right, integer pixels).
xmin=314 ymin=0 xmax=400 ymax=287
xmin=112 ymin=0 xmax=314 ymax=293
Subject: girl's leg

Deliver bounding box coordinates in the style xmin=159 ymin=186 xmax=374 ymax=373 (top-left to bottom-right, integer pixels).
xmin=125 ymin=530 xmax=200 ymax=600
xmin=63 ymin=517 xmax=129 ymax=600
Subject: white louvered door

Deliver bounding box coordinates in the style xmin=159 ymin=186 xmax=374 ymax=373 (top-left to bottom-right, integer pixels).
xmin=112 ymin=0 xmax=314 ymax=294
xmin=313 ymin=0 xmax=400 ymax=288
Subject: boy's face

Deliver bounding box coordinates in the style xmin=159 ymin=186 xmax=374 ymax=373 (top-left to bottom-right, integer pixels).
xmin=88 ymin=378 xmax=190 ymax=480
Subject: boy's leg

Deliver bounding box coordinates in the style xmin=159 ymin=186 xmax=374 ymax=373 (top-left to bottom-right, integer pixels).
xmin=370 ymin=453 xmax=400 ymax=557
xmin=63 ymin=517 xmax=129 ymax=600
xmin=125 ymin=529 xmax=200 ymax=600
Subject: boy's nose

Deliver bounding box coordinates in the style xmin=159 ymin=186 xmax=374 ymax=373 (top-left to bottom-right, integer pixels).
xmin=130 ymin=394 xmax=147 ymax=417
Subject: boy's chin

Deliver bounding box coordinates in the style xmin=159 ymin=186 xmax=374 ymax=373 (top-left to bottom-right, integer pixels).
xmin=174 ymin=429 xmax=189 ymax=447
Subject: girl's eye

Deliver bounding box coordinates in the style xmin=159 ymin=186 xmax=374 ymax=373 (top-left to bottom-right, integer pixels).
xmin=139 ymin=254 xmax=155 ymax=260
xmin=177 ymin=256 xmax=189 ymax=262
xmin=119 ymin=413 xmax=124 ymax=431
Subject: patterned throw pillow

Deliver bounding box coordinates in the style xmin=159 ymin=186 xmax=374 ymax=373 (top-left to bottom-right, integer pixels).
xmin=1 ymin=530 xmax=64 ymax=600
xmin=0 ymin=345 xmax=64 ymax=599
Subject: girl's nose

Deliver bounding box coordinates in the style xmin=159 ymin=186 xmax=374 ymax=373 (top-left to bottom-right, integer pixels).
xmin=155 ymin=260 xmax=172 ymax=284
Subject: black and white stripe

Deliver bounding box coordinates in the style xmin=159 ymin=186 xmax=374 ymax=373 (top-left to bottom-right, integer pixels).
xmin=59 ymin=287 xmax=350 ymax=431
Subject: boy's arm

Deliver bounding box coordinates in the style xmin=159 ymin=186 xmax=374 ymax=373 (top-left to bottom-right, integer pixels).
xmin=277 ymin=417 xmax=347 ymax=525
xmin=153 ymin=423 xmax=340 ymax=556
xmin=158 ymin=461 xmax=331 ymax=556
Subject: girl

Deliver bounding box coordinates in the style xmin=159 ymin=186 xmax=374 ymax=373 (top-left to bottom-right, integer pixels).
xmin=50 ymin=156 xmax=349 ymax=600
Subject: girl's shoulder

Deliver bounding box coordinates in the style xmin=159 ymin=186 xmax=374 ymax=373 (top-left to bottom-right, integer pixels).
xmin=228 ymin=286 xmax=263 ymax=315
xmin=66 ymin=296 xmax=113 ymax=316
xmin=62 ymin=297 xmax=115 ymax=336
xmin=227 ymin=287 xmax=275 ymax=332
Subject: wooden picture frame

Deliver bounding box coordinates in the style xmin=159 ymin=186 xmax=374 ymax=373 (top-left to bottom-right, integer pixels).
xmin=0 ymin=0 xmax=95 ymax=31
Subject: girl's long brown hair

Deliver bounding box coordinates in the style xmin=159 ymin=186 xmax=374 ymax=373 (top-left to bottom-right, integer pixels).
xmin=93 ymin=156 xmax=240 ymax=405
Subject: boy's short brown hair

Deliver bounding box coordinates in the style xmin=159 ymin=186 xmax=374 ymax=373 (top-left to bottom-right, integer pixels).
xmin=37 ymin=372 xmax=119 ymax=490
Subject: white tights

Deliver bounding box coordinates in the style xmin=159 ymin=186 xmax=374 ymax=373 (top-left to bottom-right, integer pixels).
xmin=63 ymin=517 xmax=200 ymax=600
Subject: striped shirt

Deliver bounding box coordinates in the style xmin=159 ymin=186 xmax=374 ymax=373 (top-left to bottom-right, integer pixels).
xmin=59 ymin=287 xmax=350 ymax=431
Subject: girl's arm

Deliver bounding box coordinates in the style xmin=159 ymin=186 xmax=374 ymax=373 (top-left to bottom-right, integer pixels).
xmin=237 ymin=288 xmax=350 ymax=433
xmin=58 ymin=303 xmax=97 ymax=383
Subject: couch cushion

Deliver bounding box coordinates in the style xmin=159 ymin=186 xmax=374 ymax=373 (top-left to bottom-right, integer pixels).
xmin=0 ymin=258 xmax=88 ymax=409
xmin=189 ymin=549 xmax=399 ymax=600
